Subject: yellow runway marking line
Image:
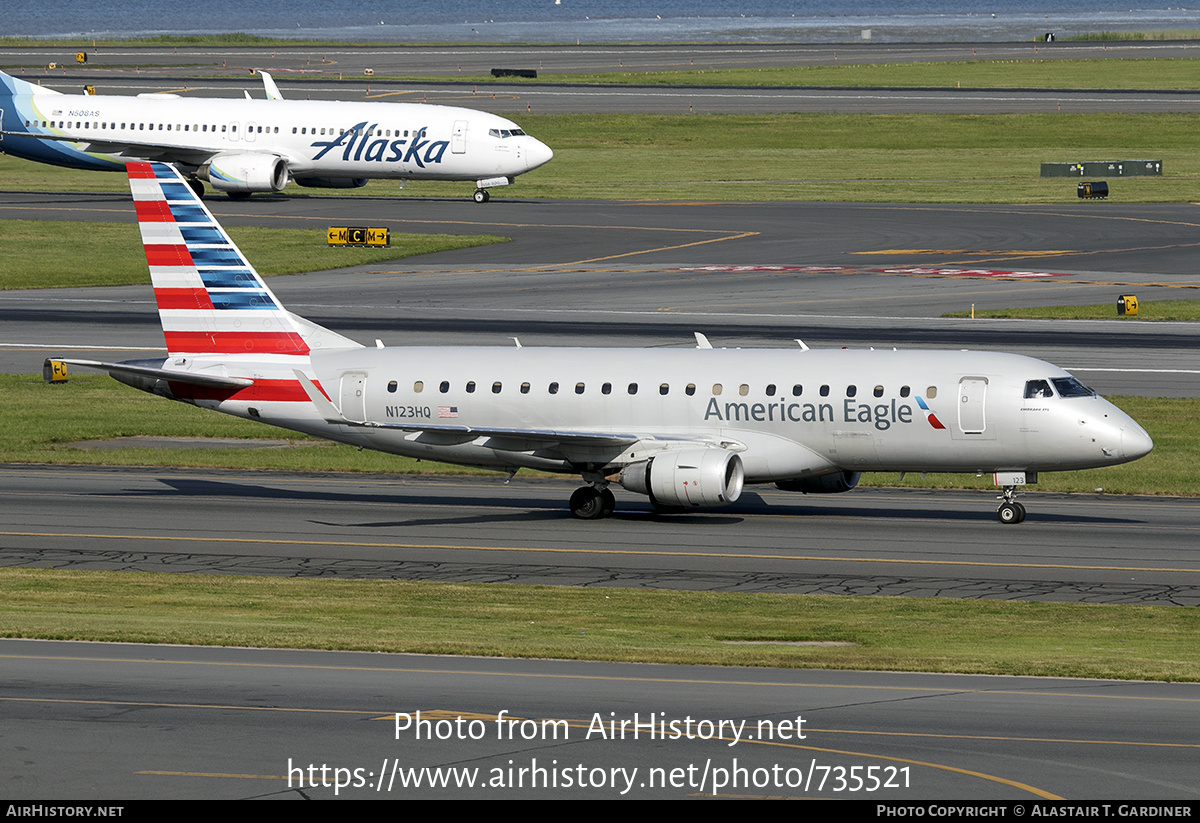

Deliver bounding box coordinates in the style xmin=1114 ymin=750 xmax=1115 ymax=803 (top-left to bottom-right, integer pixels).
xmin=5 ymin=662 xmax=1200 ymax=704
xmin=531 ymin=231 xmax=759 ymax=269
xmin=137 ymin=771 xmax=284 ymax=780
xmin=0 ymin=203 xmax=740 ymax=236
xmin=4 ymin=531 xmax=1200 ymax=575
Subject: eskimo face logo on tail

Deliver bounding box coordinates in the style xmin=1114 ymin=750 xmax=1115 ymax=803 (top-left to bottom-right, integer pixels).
xmin=309 ymin=122 xmax=449 ymax=168
xmin=915 ymin=396 xmax=946 ymax=429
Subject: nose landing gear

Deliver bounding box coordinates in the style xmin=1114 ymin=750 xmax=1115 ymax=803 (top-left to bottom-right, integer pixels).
xmin=997 ymin=486 xmax=1027 ymax=524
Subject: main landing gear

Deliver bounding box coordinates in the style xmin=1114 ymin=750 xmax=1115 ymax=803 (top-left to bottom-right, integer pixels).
xmin=997 ymin=486 xmax=1027 ymax=524
xmin=569 ymin=485 xmax=616 ymax=519
xmin=473 ymin=188 xmax=490 ymax=203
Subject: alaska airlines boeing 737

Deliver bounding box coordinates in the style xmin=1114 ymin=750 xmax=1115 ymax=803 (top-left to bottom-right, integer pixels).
xmin=0 ymin=70 xmax=552 ymax=202
xmin=48 ymin=162 xmax=1153 ymax=522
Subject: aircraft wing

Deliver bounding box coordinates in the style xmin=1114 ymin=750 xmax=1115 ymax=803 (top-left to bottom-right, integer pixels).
xmin=0 ymin=130 xmax=226 ymax=166
xmin=294 ymin=370 xmax=642 ymax=448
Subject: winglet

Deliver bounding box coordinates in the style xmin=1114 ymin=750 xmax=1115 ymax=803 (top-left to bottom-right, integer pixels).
xmin=259 ymin=71 xmax=284 ymax=101
xmin=694 ymin=332 xmax=713 ymax=349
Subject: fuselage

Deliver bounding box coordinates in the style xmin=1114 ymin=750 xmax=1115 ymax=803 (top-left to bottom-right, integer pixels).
xmin=148 ymin=346 xmax=1153 ymax=482
xmin=0 ymin=71 xmax=552 ymax=190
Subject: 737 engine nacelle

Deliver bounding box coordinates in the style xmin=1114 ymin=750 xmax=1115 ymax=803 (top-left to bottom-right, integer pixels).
xmin=775 ymin=471 xmax=861 ymax=494
xmin=200 ymin=153 xmax=289 ymax=193
xmin=618 ymin=449 xmax=745 ymax=508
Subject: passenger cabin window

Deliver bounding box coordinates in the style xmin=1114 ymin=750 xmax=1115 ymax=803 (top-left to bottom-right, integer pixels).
xmin=466 ymin=381 xmax=476 ymax=393
xmin=628 ymin=383 xmax=638 ymax=395
xmin=846 ymin=385 xmax=857 ymax=398
xmin=819 ymin=385 xmax=830 ymax=397
xmin=712 ymin=384 xmax=722 ymax=396
xmin=387 ymin=381 xmax=398 ymax=393
xmin=413 ymin=381 xmax=424 ymax=393
xmin=659 ymin=384 xmax=669 ymax=396
xmin=765 ymin=384 xmax=776 ymax=397
xmin=738 ymin=384 xmax=749 ymax=396
xmin=439 ymin=381 xmax=450 ymax=393
xmin=792 ymin=385 xmax=802 ymax=396
xmin=685 ymin=384 xmax=696 ymax=396
xmin=873 ymin=385 xmax=884 ymax=398
xmin=521 ymin=382 xmax=530 ymax=394
xmin=602 ymin=383 xmax=612 ymax=395
xmin=1024 ymin=379 xmax=1053 ymax=399
xmin=900 ymin=385 xmax=911 ymax=397
xmin=575 ymin=383 xmax=586 ymax=394
xmin=492 ymin=382 xmax=503 ymax=394
xmin=549 ymin=382 xmax=559 ymax=395
xmin=926 ymin=386 xmax=937 ymax=399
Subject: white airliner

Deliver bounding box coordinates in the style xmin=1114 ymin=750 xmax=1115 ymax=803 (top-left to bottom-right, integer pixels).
xmin=49 ymin=162 xmax=1153 ymax=523
xmin=0 ymin=69 xmax=552 ymax=202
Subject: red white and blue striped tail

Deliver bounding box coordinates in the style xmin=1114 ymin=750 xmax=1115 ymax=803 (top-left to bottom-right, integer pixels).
xmin=126 ymin=161 xmax=311 ymax=357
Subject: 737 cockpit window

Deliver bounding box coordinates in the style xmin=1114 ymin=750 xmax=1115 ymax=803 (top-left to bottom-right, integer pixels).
xmin=1024 ymin=379 xmax=1053 ymax=398
xmin=1052 ymin=376 xmax=1095 ymax=398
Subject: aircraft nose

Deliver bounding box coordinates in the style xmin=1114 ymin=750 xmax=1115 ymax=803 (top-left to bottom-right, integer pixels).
xmin=1121 ymin=419 xmax=1154 ymax=460
xmin=525 ymin=138 xmax=554 ymax=172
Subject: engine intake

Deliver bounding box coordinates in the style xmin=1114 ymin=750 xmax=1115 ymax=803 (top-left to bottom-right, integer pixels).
xmin=618 ymin=449 xmax=744 ymax=508
xmin=200 ymin=153 xmax=289 ymax=193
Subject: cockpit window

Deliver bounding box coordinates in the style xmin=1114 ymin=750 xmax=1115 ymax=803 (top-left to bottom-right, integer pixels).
xmin=1024 ymin=379 xmax=1053 ymax=399
xmin=1052 ymin=376 xmax=1095 ymax=398
xmin=488 ymin=128 xmax=514 ymax=138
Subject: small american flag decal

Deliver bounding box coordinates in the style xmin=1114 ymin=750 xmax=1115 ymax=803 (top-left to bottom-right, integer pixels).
xmin=438 ymin=406 xmax=459 ymax=419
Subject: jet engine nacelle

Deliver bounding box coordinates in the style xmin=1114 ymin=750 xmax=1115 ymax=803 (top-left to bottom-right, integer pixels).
xmin=200 ymin=153 xmax=289 ymax=193
xmin=618 ymin=449 xmax=744 ymax=508
xmin=775 ymin=471 xmax=861 ymax=494
xmin=293 ymin=176 xmax=370 ymax=189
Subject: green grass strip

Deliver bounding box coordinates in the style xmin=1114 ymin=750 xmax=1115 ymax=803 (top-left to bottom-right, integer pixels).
xmin=466 ymin=58 xmax=1200 ymax=91
xmin=3 ymin=568 xmax=1198 ymax=680
xmin=0 ymin=221 xmax=508 ymax=289
xmin=944 ymin=300 xmax=1200 ymax=321
xmin=6 ymin=375 xmax=1194 ymax=496
xmin=6 ymin=111 xmax=1199 ymax=203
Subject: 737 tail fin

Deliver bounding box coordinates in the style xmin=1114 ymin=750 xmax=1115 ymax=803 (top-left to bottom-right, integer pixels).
xmin=127 ymin=161 xmax=329 ymax=356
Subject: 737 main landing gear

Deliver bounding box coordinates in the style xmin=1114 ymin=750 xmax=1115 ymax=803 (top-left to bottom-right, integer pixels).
xmin=569 ymin=485 xmax=616 ymax=519
xmin=997 ymin=485 xmax=1026 ymax=524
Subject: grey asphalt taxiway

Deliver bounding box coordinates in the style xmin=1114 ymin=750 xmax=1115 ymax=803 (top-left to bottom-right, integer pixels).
xmin=6 ymin=638 xmax=1199 ymax=800
xmin=4 ymin=193 xmax=1200 ymax=395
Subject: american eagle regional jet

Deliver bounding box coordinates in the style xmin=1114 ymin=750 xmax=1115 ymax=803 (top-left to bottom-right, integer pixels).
xmin=0 ymin=69 xmax=552 ymax=202
xmin=48 ymin=162 xmax=1153 ymax=522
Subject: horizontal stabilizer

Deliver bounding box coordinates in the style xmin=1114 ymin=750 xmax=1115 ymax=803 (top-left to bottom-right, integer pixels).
xmin=50 ymin=358 xmax=254 ymax=389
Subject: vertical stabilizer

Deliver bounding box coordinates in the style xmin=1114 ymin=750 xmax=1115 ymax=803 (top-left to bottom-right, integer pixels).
xmin=126 ymin=161 xmax=313 ymax=356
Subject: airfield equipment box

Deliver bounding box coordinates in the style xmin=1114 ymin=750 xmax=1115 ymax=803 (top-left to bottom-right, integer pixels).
xmin=1077 ymin=181 xmax=1109 ymax=199
xmin=491 ymin=68 xmax=537 ymax=78
xmin=1118 ymin=295 xmax=1138 ymax=316
xmin=1042 ymin=161 xmax=1161 ymax=177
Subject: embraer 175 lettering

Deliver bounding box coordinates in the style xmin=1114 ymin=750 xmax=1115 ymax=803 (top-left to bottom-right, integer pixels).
xmin=0 ymin=70 xmax=552 ymax=202
xmin=50 ymin=163 xmax=1153 ymax=523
